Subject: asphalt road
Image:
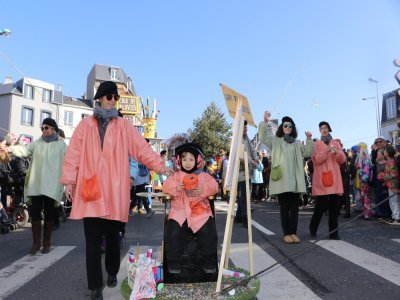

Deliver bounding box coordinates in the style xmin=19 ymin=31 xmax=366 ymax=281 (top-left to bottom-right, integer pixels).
xmin=1 ymin=199 xmax=399 ymax=300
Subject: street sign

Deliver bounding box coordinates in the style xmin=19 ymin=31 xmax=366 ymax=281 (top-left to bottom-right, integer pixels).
xmin=220 ymin=83 xmax=256 ymax=127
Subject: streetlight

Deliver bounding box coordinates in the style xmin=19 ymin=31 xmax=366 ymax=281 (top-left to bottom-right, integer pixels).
xmin=0 ymin=28 xmax=11 ymax=36
xmin=368 ymin=77 xmax=381 ymax=135
xmin=362 ymin=96 xmax=380 ymax=136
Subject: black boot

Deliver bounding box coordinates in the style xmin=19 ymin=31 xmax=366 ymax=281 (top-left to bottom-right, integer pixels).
xmin=91 ymin=288 xmax=103 ymax=300
xmin=107 ymin=274 xmax=117 ymax=288
xmin=203 ymin=255 xmax=216 ymax=273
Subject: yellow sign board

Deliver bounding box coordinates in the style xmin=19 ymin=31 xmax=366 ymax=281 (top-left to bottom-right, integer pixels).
xmin=119 ymin=96 xmax=140 ymax=114
xmin=220 ymin=83 xmax=255 ymax=127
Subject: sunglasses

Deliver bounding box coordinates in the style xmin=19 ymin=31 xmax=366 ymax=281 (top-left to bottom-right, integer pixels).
xmin=283 ymin=123 xmax=293 ymax=129
xmin=41 ymin=125 xmax=53 ymax=131
xmin=106 ymin=94 xmax=120 ymax=101
xmin=375 ymin=140 xmax=384 ymax=144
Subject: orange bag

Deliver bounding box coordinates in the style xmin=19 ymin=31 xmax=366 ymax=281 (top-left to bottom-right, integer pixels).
xmin=81 ymin=175 xmax=101 ymax=202
xmin=183 ymin=174 xmax=199 ymax=190
xmin=190 ymin=201 xmax=209 ymax=215
xmin=322 ymin=171 xmax=334 ymax=187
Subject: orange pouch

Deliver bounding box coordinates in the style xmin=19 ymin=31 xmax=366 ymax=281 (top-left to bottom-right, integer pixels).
xmin=183 ymin=174 xmax=199 ymax=190
xmin=322 ymin=171 xmax=334 ymax=187
xmin=81 ymin=175 xmax=101 ymax=202
xmin=190 ymin=201 xmax=209 ymax=215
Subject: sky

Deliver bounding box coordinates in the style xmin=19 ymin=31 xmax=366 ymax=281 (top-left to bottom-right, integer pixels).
xmin=1 ymin=0 xmax=400 ymax=149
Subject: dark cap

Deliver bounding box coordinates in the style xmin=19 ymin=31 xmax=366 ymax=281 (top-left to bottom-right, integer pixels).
xmin=282 ymin=116 xmax=295 ymax=127
xmin=94 ymin=81 xmax=118 ymax=100
xmin=42 ymin=118 xmax=59 ymax=132
xmin=319 ymin=121 xmax=332 ymax=132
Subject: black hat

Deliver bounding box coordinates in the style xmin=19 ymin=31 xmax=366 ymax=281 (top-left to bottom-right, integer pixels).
xmin=175 ymin=142 xmax=204 ymax=173
xmin=94 ymin=81 xmax=118 ymax=100
xmin=42 ymin=118 xmax=59 ymax=132
xmin=281 ymin=116 xmax=295 ymax=127
xmin=319 ymin=121 xmax=332 ymax=132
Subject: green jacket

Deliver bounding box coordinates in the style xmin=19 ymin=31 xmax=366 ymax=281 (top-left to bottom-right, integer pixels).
xmin=258 ymin=121 xmax=314 ymax=196
xmin=21 ymin=138 xmax=67 ymax=203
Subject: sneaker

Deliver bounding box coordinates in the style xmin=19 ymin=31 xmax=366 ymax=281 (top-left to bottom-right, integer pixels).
xmin=385 ymin=218 xmax=395 ymax=224
xmin=168 ymin=261 xmax=181 ymax=274
xmin=138 ymin=208 xmax=146 ymax=215
xmin=129 ymin=210 xmax=134 ymax=217
xmin=146 ymin=209 xmax=155 ymax=218
xmin=283 ymin=235 xmax=294 ymax=244
xmin=203 ymin=261 xmax=216 ymax=273
xmin=387 ymin=219 xmax=400 ymax=225
xmin=291 ymin=234 xmax=301 ymax=243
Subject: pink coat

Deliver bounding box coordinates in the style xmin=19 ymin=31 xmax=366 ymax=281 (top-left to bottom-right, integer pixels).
xmin=312 ymin=139 xmax=346 ymax=196
xmin=162 ymin=171 xmax=218 ymax=233
xmin=60 ymin=116 xmax=165 ymax=223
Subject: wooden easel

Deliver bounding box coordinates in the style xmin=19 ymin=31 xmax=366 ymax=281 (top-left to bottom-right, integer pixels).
xmin=216 ymin=100 xmax=254 ymax=292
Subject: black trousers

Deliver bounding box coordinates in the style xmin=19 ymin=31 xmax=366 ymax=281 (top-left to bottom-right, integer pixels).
xmin=309 ymin=195 xmax=340 ymax=236
xmin=31 ymin=195 xmax=55 ymax=222
xmin=277 ymin=192 xmax=300 ymax=235
xmin=83 ymin=218 xmax=121 ymax=290
xmin=165 ymin=218 xmax=217 ymax=261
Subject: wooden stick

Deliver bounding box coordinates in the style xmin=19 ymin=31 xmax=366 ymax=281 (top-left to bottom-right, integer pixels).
xmin=216 ymin=114 xmax=244 ymax=293
xmin=243 ymin=149 xmax=254 ymax=275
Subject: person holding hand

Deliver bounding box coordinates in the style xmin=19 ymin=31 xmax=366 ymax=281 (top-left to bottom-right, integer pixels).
xmin=60 ymin=81 xmax=173 ymax=300
xmin=309 ymin=121 xmax=346 ymax=239
xmin=258 ymin=112 xmax=314 ymax=244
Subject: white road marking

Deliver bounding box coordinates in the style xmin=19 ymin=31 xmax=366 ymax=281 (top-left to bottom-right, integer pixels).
xmin=251 ymin=220 xmax=275 ymax=235
xmin=0 ymin=246 xmax=75 ymax=299
xmin=229 ymin=243 xmax=320 ymax=299
xmin=315 ymin=240 xmax=400 ymax=286
xmin=392 ymin=239 xmax=400 ymax=244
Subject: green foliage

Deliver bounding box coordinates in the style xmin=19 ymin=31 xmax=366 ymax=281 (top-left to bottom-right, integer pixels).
xmin=188 ymin=101 xmax=232 ymax=160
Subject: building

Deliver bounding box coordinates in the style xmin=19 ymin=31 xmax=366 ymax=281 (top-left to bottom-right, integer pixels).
xmin=381 ymin=88 xmax=400 ymax=144
xmin=0 ymin=64 xmax=162 ymax=146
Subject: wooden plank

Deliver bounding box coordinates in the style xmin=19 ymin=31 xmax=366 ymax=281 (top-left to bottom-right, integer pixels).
xmin=243 ymin=149 xmax=254 ymax=275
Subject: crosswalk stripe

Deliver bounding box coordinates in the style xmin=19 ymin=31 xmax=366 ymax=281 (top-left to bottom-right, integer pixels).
xmin=0 ymin=246 xmax=75 ymax=299
xmin=393 ymin=239 xmax=400 ymax=244
xmin=251 ymin=220 xmax=275 ymax=235
xmin=315 ymin=240 xmax=400 ymax=286
xmin=229 ymin=243 xmax=320 ymax=299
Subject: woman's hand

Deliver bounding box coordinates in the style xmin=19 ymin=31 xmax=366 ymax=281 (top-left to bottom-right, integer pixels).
xmin=176 ymin=183 xmax=184 ymax=192
xmin=264 ymin=111 xmax=271 ymax=123
xmin=160 ymin=166 xmax=174 ymax=176
xmin=65 ymin=184 xmax=75 ymax=202
xmin=189 ymin=185 xmax=203 ymax=197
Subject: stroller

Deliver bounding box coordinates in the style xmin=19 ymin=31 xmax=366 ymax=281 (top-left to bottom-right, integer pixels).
xmin=0 ymin=202 xmax=18 ymax=233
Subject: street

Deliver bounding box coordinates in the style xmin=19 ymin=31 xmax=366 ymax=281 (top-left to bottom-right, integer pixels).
xmin=1 ymin=199 xmax=400 ymax=300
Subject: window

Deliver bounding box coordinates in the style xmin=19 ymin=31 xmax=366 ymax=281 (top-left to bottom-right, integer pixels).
xmin=21 ymin=106 xmax=34 ymax=126
xmin=40 ymin=110 xmax=52 ymax=126
xmin=64 ymin=111 xmax=73 ymax=126
xmin=24 ymin=84 xmax=34 ymax=99
xmin=386 ymin=96 xmax=396 ymax=119
xmin=111 ymin=68 xmax=118 ymax=80
xmin=42 ymin=89 xmax=52 ymax=102
xmin=81 ymin=113 xmax=90 ymax=119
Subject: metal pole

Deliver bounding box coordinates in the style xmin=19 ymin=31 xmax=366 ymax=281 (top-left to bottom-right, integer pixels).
xmin=375 ymin=82 xmax=381 ymax=136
